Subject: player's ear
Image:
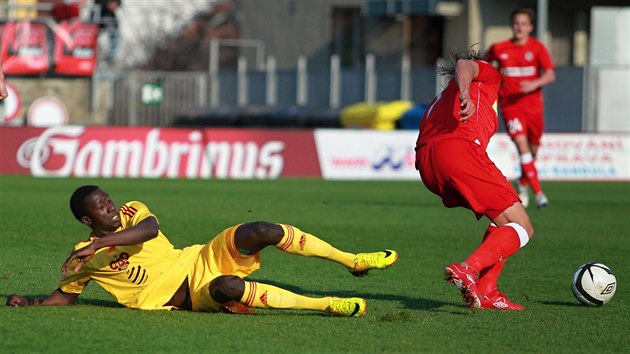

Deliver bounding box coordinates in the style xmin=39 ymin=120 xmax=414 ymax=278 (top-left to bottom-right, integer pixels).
xmin=80 ymin=215 xmax=92 ymax=226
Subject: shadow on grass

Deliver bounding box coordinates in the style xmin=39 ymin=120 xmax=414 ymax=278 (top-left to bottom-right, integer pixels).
xmin=323 ymin=199 xmax=437 ymax=209
xmin=539 ymin=300 xmax=584 ymax=307
xmin=77 ymin=298 xmax=124 ymax=308
xmin=2 ymin=293 xmax=122 ymax=308
xmin=247 ymin=279 xmax=467 ymax=314
xmin=4 ymin=284 xmax=467 ymax=316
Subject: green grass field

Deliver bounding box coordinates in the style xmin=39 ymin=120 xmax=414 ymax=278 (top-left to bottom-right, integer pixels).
xmin=1 ymin=175 xmax=628 ymax=353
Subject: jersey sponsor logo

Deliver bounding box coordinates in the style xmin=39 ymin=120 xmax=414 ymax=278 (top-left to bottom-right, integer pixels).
xmin=119 ymin=204 xmax=137 ymax=218
xmin=500 ymin=66 xmax=535 ymax=77
xmin=499 ymin=53 xmax=509 ymax=60
xmin=110 ymin=252 xmax=130 ymax=271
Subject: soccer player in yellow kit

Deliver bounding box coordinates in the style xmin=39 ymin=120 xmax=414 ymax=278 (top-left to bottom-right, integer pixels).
xmin=6 ymin=185 xmax=398 ymax=317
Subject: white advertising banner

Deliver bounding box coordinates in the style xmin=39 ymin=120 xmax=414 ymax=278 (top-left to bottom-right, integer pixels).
xmin=489 ymin=133 xmax=630 ymax=181
xmin=314 ymin=129 xmax=419 ymax=180
xmin=315 ymin=130 xmax=630 ymax=181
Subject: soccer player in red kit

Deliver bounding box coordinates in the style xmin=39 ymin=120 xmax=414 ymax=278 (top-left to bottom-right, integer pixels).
xmin=415 ymin=49 xmax=534 ymax=310
xmin=486 ymin=8 xmax=555 ymax=208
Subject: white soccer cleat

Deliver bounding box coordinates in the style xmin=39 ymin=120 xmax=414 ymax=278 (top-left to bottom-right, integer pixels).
xmin=517 ymin=183 xmax=530 ymax=208
xmin=535 ymin=192 xmax=549 ymax=209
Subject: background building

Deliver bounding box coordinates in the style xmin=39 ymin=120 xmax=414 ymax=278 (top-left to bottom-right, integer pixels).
xmin=0 ymin=0 xmax=628 ymax=132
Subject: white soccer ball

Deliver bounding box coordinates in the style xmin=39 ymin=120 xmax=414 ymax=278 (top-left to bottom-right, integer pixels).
xmin=572 ymin=262 xmax=617 ymax=307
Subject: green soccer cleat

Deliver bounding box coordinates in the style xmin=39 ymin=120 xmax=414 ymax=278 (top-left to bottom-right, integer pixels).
xmin=327 ymin=297 xmax=366 ymax=317
xmin=348 ymin=249 xmax=399 ymax=277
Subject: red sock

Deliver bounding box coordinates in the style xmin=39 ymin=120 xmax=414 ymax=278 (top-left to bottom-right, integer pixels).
xmin=521 ymin=161 xmax=542 ymax=194
xmin=465 ymin=225 xmax=520 ymax=273
xmin=482 ymin=224 xmax=498 ymax=240
xmin=519 ymin=175 xmax=528 ymax=188
xmin=477 ymin=224 xmax=504 ymax=295
xmin=478 ymin=259 xmax=506 ymax=296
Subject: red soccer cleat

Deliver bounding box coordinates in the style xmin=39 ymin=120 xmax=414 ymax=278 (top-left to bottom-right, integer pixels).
xmin=480 ymin=289 xmax=526 ymax=310
xmin=444 ymin=263 xmax=481 ymax=308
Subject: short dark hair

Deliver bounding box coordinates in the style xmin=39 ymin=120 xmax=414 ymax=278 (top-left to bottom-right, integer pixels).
xmin=70 ymin=185 xmax=100 ymax=221
xmin=511 ymin=8 xmax=535 ymax=25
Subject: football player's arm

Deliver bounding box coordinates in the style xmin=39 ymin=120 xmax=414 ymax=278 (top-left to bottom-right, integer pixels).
xmin=455 ymin=59 xmax=480 ymax=122
xmin=519 ymin=68 xmax=555 ymax=94
xmin=62 ymin=216 xmax=159 ymax=274
xmin=6 ymin=288 xmax=79 ymax=307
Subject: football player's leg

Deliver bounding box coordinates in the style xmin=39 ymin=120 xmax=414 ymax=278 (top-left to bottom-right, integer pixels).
xmin=275 ymin=223 xmax=397 ymax=276
xmin=513 ymin=135 xmax=542 ymax=194
xmin=477 ymin=223 xmax=506 ymax=296
xmin=472 ymin=201 xmax=533 ymax=263
xmin=234 ymin=221 xmax=354 ymax=264
xmin=528 ymin=121 xmax=549 ymax=208
xmin=210 ymin=275 xmax=365 ymax=317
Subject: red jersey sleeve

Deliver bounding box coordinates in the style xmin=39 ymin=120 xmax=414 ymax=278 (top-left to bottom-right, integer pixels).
xmin=537 ymin=42 xmax=555 ymax=71
xmin=475 ymin=60 xmax=501 ymax=86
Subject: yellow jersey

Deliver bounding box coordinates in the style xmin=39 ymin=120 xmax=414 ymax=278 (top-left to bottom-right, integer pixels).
xmin=58 ymin=201 xmax=203 ymax=310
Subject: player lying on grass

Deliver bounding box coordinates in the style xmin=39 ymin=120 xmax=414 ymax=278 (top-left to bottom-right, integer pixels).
xmin=414 ymin=49 xmax=534 ymax=310
xmin=6 ymin=185 xmax=398 ymax=317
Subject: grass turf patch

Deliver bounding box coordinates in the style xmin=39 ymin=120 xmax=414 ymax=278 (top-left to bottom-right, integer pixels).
xmin=1 ymin=176 xmax=628 ymax=353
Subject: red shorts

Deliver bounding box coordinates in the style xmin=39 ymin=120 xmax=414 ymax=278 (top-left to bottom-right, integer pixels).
xmin=416 ymin=139 xmax=520 ymax=220
xmin=502 ymin=111 xmax=544 ymax=146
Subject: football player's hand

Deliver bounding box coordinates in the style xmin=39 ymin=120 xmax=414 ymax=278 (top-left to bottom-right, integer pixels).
xmin=519 ymin=80 xmax=538 ymax=94
xmin=459 ymin=93 xmax=476 ymax=122
xmin=6 ymin=294 xmax=30 ymax=307
xmin=61 ymin=244 xmax=97 ymax=274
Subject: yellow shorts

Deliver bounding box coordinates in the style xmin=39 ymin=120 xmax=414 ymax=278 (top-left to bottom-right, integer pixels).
xmin=188 ymin=224 xmax=261 ymax=312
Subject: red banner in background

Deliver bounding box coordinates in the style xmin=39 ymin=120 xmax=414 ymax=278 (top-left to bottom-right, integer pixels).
xmin=53 ymin=22 xmax=98 ymax=76
xmin=0 ymin=20 xmax=51 ymax=75
xmin=0 ymin=126 xmax=322 ymax=179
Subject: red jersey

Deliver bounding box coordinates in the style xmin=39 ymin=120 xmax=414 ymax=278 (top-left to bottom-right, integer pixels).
xmin=486 ymin=37 xmax=554 ymax=116
xmin=416 ymin=60 xmax=501 ymax=150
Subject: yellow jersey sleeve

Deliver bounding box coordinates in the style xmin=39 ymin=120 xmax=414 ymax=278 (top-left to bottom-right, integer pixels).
xmin=119 ymin=201 xmax=159 ymax=228
xmin=58 ymin=240 xmax=94 ymax=294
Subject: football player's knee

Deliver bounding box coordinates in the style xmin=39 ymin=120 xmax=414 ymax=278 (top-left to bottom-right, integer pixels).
xmin=522 ymin=221 xmax=534 ymax=239
xmin=245 ymin=221 xmax=283 ymax=244
xmin=209 ymin=275 xmax=245 ymax=303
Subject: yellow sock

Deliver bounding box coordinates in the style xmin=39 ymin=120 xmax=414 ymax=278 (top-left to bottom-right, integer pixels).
xmin=276 ymin=224 xmax=356 ymax=268
xmin=240 ymin=281 xmax=330 ymax=311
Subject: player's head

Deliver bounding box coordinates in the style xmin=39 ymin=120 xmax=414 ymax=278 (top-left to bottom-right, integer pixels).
xmin=106 ymin=0 xmax=121 ymax=10
xmin=511 ymin=8 xmax=535 ymax=41
xmin=70 ymin=185 xmax=122 ymax=231
xmin=437 ymin=46 xmax=486 ymax=77
xmin=70 ymin=185 xmax=100 ymax=221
